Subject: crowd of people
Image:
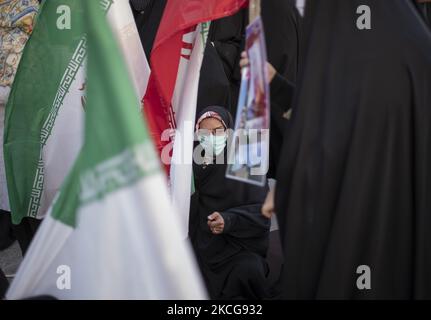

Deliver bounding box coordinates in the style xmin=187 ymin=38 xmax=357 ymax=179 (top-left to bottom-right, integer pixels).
xmin=1 ymin=0 xmax=431 ymax=299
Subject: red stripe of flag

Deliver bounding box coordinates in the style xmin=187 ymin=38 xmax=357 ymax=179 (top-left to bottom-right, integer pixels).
xmin=142 ymin=0 xmax=248 ymax=175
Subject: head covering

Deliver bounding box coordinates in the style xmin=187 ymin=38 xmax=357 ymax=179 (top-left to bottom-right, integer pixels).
xmin=260 ymin=0 xmax=302 ymax=179
xmin=195 ymin=106 xmax=233 ymax=131
xmin=190 ymin=104 xmax=270 ymax=299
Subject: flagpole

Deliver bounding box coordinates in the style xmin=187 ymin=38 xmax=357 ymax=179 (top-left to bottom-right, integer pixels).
xmin=249 ymin=0 xmax=261 ymax=22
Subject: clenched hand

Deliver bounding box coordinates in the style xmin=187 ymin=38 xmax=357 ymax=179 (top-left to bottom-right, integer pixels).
xmin=208 ymin=212 xmax=225 ymax=235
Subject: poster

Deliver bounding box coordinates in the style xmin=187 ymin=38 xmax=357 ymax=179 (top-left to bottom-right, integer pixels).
xmin=226 ymin=16 xmax=270 ymax=186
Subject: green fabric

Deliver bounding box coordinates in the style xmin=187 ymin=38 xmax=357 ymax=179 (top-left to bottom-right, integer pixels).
xmin=3 ymin=0 xmax=86 ymax=223
xmin=50 ymin=0 xmax=159 ymax=227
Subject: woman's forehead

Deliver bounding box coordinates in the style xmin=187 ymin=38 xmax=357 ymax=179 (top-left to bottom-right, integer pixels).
xmin=199 ymin=117 xmax=224 ymax=127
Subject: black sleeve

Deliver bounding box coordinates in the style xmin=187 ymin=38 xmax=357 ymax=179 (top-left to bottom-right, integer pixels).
xmin=271 ymin=72 xmax=296 ymax=113
xmin=220 ymin=204 xmax=270 ymax=238
xmin=209 ymin=10 xmax=246 ymax=83
xmin=262 ymin=1 xmax=302 ymax=83
xmin=268 ymin=73 xmax=296 ymax=178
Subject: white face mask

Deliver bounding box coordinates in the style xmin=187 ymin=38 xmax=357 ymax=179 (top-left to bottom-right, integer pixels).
xmin=198 ymin=133 xmax=227 ymax=156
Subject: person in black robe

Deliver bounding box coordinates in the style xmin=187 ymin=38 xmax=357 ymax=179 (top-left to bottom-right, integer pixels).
xmin=237 ymin=1 xmax=303 ymax=297
xmin=129 ymin=0 xmax=166 ymax=61
xmin=262 ymin=0 xmax=302 ymax=85
xmin=263 ymin=0 xmax=431 ymax=299
xmin=238 ymin=50 xmax=295 ymax=297
xmin=197 ymin=11 xmax=246 ymax=117
xmin=261 ymin=0 xmax=303 ymax=179
xmin=239 ymin=1 xmax=303 ymax=178
xmin=189 ymin=106 xmax=271 ymax=300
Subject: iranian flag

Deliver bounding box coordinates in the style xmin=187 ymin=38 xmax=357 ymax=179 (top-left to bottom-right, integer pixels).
xmin=143 ymin=0 xmax=247 ymax=238
xmin=107 ymin=0 xmax=150 ymax=103
xmin=7 ymin=0 xmax=206 ymax=299
xmin=3 ymin=0 xmax=149 ymax=224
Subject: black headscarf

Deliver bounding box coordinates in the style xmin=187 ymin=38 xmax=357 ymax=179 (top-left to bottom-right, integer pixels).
xmin=190 ymin=106 xmax=270 ymax=298
xmin=275 ymin=0 xmax=431 ymax=299
xmin=196 ymin=106 xmax=234 ymax=131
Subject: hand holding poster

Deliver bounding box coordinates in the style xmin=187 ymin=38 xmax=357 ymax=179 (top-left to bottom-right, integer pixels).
xmin=226 ymin=16 xmax=270 ymax=186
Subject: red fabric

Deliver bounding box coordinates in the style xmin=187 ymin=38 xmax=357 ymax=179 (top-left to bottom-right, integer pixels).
xmin=143 ymin=0 xmax=248 ymax=174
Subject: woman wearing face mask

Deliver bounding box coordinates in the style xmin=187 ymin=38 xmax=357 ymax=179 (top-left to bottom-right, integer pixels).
xmin=189 ymin=106 xmax=271 ymax=300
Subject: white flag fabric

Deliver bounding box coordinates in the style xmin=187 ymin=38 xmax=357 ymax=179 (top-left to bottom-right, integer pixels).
xmin=170 ymin=23 xmax=209 ymax=239
xmin=107 ymin=0 xmax=150 ymax=102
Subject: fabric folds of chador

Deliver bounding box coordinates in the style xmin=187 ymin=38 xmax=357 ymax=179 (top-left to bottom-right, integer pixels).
xmin=79 ymin=142 xmax=159 ymax=205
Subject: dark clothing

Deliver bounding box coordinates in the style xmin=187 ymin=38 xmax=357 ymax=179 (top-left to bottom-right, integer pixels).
xmin=268 ymin=73 xmax=296 ymax=178
xmin=275 ymin=0 xmax=431 ymax=299
xmin=0 ymin=211 xmax=14 ymax=250
xmin=270 ymin=74 xmax=296 ymax=115
xmin=130 ymin=0 xmax=245 ymax=119
xmin=415 ymin=1 xmax=431 ymax=27
xmin=262 ymin=0 xmax=302 ymax=83
xmin=0 ymin=211 xmax=40 ymax=255
xmin=0 ymin=268 xmax=8 ymax=299
xmin=263 ymin=72 xmax=296 ymax=296
xmin=197 ymin=11 xmax=246 ymax=117
xmin=130 ymin=0 xmax=166 ymax=62
xmin=260 ymin=1 xmax=302 ymax=178
xmin=197 ymin=41 xmax=232 ymax=115
xmin=190 ymin=106 xmax=271 ymax=299
xmin=12 ymin=217 xmax=41 ymax=256
xmin=129 ymin=0 xmax=152 ymax=11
